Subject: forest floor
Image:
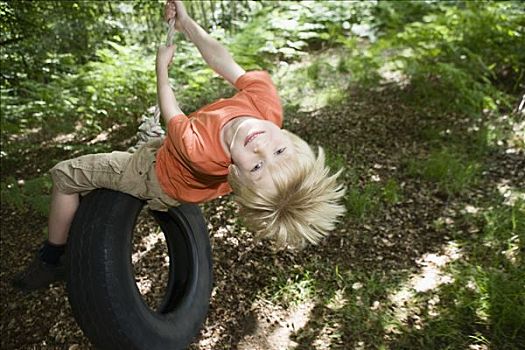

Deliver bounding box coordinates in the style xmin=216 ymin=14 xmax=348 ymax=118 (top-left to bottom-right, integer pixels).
xmin=1 ymin=79 xmax=524 ymax=349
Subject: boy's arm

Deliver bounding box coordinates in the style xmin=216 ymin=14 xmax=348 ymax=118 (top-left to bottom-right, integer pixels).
xmin=166 ymin=1 xmax=245 ymax=86
xmin=156 ymin=45 xmax=184 ymax=124
xmin=182 ymin=19 xmax=245 ymax=86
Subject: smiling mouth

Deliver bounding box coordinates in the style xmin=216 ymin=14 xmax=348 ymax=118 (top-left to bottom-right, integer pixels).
xmin=244 ymin=131 xmax=265 ymax=147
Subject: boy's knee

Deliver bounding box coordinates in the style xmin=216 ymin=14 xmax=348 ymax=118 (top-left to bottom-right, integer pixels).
xmin=48 ymin=153 xmax=125 ymax=195
xmin=49 ymin=160 xmax=73 ymax=192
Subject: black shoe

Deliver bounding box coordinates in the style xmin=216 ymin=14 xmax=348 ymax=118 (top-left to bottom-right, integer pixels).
xmin=12 ymin=254 xmax=65 ymax=292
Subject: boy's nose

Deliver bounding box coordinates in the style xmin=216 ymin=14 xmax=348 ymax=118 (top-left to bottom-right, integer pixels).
xmin=253 ymin=143 xmax=265 ymax=154
xmin=253 ymin=136 xmax=268 ymax=153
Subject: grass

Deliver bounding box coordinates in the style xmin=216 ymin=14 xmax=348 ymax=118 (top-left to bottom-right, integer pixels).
xmin=266 ymin=270 xmax=315 ymax=308
xmin=344 ymin=179 xmax=403 ymax=221
xmin=256 ymin=197 xmax=524 ymax=349
xmin=259 ymin=260 xmax=409 ymax=348
xmin=392 ymin=199 xmax=525 ymax=349
xmin=254 ymin=72 xmax=523 ymax=347
xmin=2 ymin=3 xmax=523 ymax=349
xmin=407 ymin=147 xmax=481 ymax=196
xmin=345 ymin=183 xmax=383 ymax=220
xmin=325 ymin=149 xmax=403 ymax=221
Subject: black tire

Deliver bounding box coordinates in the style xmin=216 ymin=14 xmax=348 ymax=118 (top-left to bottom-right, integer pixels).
xmin=66 ymin=189 xmax=212 ymax=350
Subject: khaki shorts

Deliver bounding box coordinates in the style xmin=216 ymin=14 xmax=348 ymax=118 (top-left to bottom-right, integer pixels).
xmin=49 ymin=138 xmax=179 ymax=211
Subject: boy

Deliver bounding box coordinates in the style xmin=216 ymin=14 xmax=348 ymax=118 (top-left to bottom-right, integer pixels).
xmin=13 ymin=0 xmax=345 ymax=291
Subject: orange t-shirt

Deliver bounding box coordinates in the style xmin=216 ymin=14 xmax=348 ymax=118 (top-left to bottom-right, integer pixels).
xmin=155 ymin=71 xmax=283 ymax=203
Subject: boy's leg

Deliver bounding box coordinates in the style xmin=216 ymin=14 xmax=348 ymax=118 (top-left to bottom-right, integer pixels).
xmin=47 ymin=185 xmax=79 ymax=245
xmin=13 ymin=152 xmax=130 ymax=292
xmin=12 ymin=144 xmax=178 ymax=291
xmin=12 ymin=186 xmax=78 ymax=292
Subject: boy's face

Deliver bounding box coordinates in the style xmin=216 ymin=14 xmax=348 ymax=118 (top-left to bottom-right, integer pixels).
xmin=229 ymin=119 xmax=294 ymax=191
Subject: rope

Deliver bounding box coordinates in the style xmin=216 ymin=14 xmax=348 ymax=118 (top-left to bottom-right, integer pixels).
xmin=128 ymin=19 xmax=176 ymax=153
xmin=518 ymin=93 xmax=524 ymax=114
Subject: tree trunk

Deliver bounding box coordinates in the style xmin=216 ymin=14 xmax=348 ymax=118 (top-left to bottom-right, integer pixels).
xmin=231 ymin=0 xmax=236 ymax=34
xmin=220 ymin=0 xmax=228 ymax=33
xmin=199 ymin=1 xmax=209 ymax=30
xmin=210 ymin=0 xmax=217 ymax=28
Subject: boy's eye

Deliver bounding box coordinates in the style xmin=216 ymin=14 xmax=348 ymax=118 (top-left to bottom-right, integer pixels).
xmin=275 ymin=147 xmax=286 ymax=155
xmin=251 ymin=162 xmax=263 ymax=172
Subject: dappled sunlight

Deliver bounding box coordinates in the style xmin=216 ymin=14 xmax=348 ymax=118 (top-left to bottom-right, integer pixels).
xmin=462 ymin=204 xmax=481 ymax=215
xmin=131 ymin=228 xmax=166 ymax=264
xmin=50 ymin=132 xmax=76 ymax=144
xmin=275 ymin=48 xmax=351 ymax=113
xmin=131 ymin=221 xmax=170 ymax=309
xmin=411 ymin=244 xmax=460 ymax=293
xmin=132 ymin=228 xmax=166 ymax=296
xmin=236 ymin=298 xmax=315 ymax=350
xmin=502 ymin=234 xmax=521 ymax=266
xmin=267 ymin=301 xmax=314 ymax=349
xmin=468 ymin=344 xmax=489 ymax=350
xmin=497 ymin=180 xmax=525 ymax=206
xmin=326 ymin=288 xmax=348 ymax=311
xmin=311 ymin=321 xmax=344 ymax=350
xmin=8 ymin=127 xmax=42 ymax=141
xmin=2 ymin=0 xmax=523 ymax=348
xmin=506 ymin=119 xmax=524 ymax=154
xmin=40 ymin=122 xmax=128 ymax=148
xmin=387 ymin=241 xmax=462 ymax=331
xmin=135 ymin=276 xmax=153 ymax=296
xmin=478 ymin=109 xmax=524 ymax=156
xmin=87 ymin=129 xmax=111 ymax=145
xmin=378 ymin=61 xmax=409 ymax=86
xmin=194 ymin=331 xmax=221 ymax=350
xmin=205 ymin=200 xmax=243 ymax=243
xmin=88 ymin=123 xmax=128 ymax=145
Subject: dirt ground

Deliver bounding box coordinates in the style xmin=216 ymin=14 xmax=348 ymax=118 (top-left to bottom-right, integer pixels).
xmin=1 ymin=86 xmax=523 ymax=349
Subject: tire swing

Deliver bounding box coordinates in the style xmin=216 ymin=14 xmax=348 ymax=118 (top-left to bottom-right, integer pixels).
xmin=66 ymin=190 xmax=212 ymax=350
xmin=66 ymin=21 xmax=213 ymax=349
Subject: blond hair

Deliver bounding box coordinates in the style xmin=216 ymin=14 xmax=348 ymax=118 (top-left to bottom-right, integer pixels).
xmin=227 ymin=130 xmax=346 ymax=248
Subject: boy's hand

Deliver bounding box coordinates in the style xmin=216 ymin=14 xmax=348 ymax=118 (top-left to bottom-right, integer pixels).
xmin=164 ymin=0 xmax=190 ymax=31
xmin=156 ymin=44 xmax=176 ymax=70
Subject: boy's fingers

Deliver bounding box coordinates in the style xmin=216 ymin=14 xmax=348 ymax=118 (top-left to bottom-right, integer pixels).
xmin=164 ymin=2 xmax=176 ymax=21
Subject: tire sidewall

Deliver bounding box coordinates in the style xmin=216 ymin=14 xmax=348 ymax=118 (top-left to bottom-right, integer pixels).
xmin=67 ymin=189 xmax=212 ymax=350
